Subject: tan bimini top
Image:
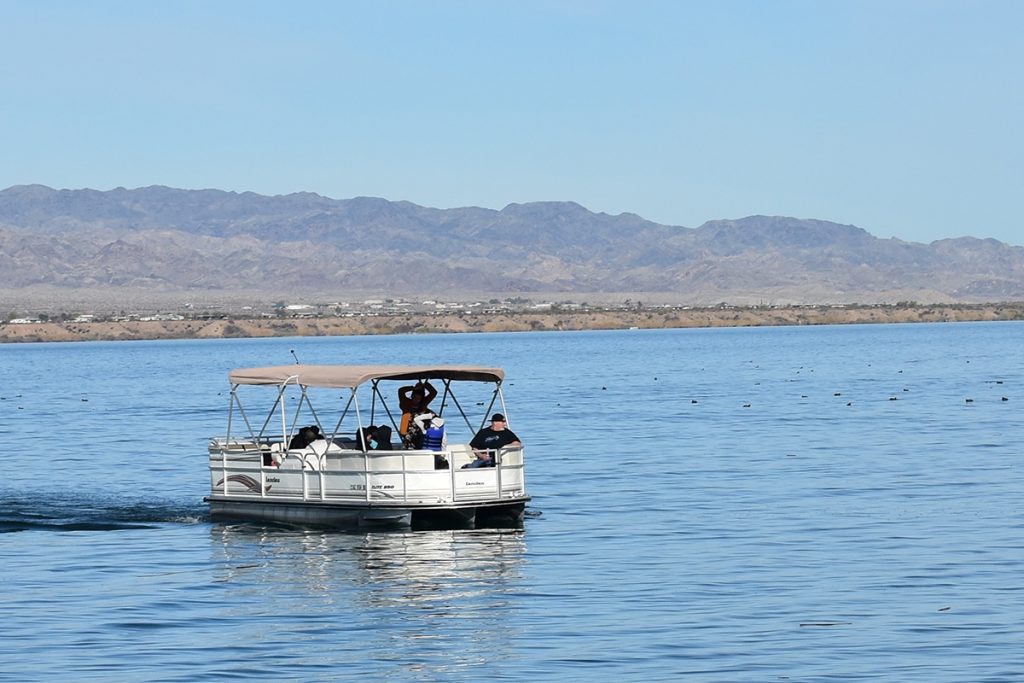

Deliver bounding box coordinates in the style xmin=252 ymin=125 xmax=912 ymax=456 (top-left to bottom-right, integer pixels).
xmin=229 ymin=364 xmax=505 ymax=389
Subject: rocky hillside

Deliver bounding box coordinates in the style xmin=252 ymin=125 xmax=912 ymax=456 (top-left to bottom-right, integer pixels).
xmin=1 ymin=184 xmax=1022 ymax=303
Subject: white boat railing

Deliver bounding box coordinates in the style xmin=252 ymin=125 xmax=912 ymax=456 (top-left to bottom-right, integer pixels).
xmin=208 ymin=439 xmax=526 ymax=506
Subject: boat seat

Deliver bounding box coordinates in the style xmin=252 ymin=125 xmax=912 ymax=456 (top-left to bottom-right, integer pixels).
xmin=278 ymin=450 xmax=322 ymax=471
xmin=447 ymin=443 xmax=475 ymax=468
xmin=269 ymin=442 xmax=286 ymax=466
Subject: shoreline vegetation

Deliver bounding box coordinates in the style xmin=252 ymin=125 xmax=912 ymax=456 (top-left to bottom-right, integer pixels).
xmin=2 ymin=302 xmax=1023 ymax=344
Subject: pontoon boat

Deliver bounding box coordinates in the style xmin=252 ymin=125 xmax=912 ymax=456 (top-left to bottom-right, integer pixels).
xmin=205 ymin=364 xmax=530 ymax=529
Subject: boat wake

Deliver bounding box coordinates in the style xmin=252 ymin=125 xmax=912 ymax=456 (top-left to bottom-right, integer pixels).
xmin=0 ymin=492 xmax=210 ymax=533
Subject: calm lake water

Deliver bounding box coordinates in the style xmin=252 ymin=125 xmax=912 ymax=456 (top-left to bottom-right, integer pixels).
xmin=1 ymin=322 xmax=1022 ymax=681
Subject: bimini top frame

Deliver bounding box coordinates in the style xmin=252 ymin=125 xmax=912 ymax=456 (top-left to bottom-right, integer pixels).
xmin=223 ymin=365 xmax=509 ymax=449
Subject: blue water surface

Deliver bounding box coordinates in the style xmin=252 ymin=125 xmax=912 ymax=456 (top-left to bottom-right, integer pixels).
xmin=1 ymin=322 xmax=1022 ymax=681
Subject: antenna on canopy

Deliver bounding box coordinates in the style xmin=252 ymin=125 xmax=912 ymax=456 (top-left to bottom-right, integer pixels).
xmin=290 ymin=349 xmax=300 ymax=364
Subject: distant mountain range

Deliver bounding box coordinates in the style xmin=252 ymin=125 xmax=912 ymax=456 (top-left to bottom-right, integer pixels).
xmin=2 ymin=184 xmax=1022 ymax=305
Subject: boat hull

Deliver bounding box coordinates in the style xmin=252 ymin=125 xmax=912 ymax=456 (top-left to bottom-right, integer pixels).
xmin=206 ymin=495 xmax=529 ymax=530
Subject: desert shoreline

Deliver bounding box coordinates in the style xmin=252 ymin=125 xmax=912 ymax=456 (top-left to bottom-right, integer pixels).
xmin=3 ymin=303 xmax=1023 ymax=344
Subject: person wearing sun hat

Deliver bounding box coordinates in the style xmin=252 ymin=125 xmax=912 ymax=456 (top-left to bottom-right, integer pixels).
xmin=463 ymin=413 xmax=521 ymax=468
xmin=398 ymin=380 xmax=437 ymax=438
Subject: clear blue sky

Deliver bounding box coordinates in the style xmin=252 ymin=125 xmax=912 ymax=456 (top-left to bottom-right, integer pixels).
xmin=2 ymin=0 xmax=1021 ymax=245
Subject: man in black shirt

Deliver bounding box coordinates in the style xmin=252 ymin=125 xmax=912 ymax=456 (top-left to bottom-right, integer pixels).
xmin=464 ymin=413 xmax=521 ymax=468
